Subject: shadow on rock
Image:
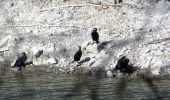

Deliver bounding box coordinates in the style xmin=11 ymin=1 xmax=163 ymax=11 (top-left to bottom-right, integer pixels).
xmin=89 ymin=67 xmax=106 ymax=78
xmin=97 ymin=40 xmax=112 ymax=52
xmin=77 ymin=57 xmax=91 ymax=67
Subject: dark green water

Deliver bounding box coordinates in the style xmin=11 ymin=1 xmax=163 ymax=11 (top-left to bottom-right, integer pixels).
xmin=0 ymin=71 xmax=170 ymax=100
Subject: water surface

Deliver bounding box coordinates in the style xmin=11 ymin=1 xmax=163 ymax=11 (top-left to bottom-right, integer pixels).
xmin=0 ymin=71 xmax=170 ymax=100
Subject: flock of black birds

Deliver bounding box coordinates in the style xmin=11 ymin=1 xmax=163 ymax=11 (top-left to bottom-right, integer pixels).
xmin=12 ymin=28 xmax=138 ymax=76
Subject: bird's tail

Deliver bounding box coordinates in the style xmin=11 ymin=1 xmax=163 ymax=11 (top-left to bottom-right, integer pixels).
xmin=70 ymin=60 xmax=75 ymax=64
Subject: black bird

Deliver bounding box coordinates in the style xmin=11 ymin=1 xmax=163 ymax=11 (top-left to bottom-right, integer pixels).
xmin=71 ymin=46 xmax=82 ymax=63
xmin=91 ymin=28 xmax=99 ymax=44
xmin=121 ymin=64 xmax=138 ymax=76
xmin=35 ymin=49 xmax=43 ymax=59
xmin=114 ymin=56 xmax=128 ymax=71
xmin=114 ymin=56 xmax=137 ymax=76
xmin=12 ymin=52 xmax=27 ymax=71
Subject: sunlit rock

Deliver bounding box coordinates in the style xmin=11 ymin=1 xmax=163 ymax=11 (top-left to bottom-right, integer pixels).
xmin=106 ymin=70 xmax=114 ymax=78
xmin=86 ymin=0 xmax=101 ymax=5
xmin=0 ymin=0 xmax=170 ymax=76
xmin=0 ymin=56 xmax=4 ymax=62
xmin=46 ymin=58 xmax=58 ymax=64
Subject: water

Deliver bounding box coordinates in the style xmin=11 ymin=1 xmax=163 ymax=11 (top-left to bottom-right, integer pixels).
xmin=0 ymin=71 xmax=170 ymax=100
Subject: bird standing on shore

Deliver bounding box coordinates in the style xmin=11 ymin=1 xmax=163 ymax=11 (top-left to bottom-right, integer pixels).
xmin=71 ymin=46 xmax=82 ymax=63
xmin=12 ymin=52 xmax=27 ymax=71
xmin=114 ymin=56 xmax=127 ymax=71
xmin=91 ymin=28 xmax=99 ymax=44
xmin=114 ymin=56 xmax=138 ymax=76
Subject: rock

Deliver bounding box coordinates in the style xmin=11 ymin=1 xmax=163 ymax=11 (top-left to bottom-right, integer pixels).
xmin=79 ymin=57 xmax=91 ymax=64
xmin=82 ymin=41 xmax=91 ymax=48
xmin=84 ymin=43 xmax=98 ymax=54
xmin=86 ymin=0 xmax=101 ymax=5
xmin=0 ymin=35 xmax=11 ymax=52
xmin=108 ymin=0 xmax=123 ymax=4
xmin=0 ymin=0 xmax=170 ymax=76
xmin=10 ymin=67 xmax=20 ymax=72
xmin=144 ymin=48 xmax=151 ymax=53
xmin=46 ymin=58 xmax=58 ymax=64
xmin=58 ymin=68 xmax=65 ymax=72
xmin=90 ymin=67 xmax=105 ymax=76
xmin=32 ymin=47 xmax=44 ymax=56
xmin=160 ymin=64 xmax=170 ymax=75
xmin=97 ymin=41 xmax=112 ymax=52
xmin=59 ymin=7 xmax=74 ymax=20
xmin=89 ymin=61 xmax=95 ymax=66
xmin=58 ymin=58 xmax=68 ymax=67
xmin=106 ymin=70 xmax=114 ymax=78
xmin=0 ymin=56 xmax=4 ymax=62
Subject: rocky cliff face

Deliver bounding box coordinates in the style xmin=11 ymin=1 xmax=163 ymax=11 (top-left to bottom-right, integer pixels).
xmin=0 ymin=0 xmax=170 ymax=75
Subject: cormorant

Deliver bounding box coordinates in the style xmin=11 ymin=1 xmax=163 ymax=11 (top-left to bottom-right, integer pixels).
xmin=114 ymin=56 xmax=137 ymax=76
xmin=114 ymin=56 xmax=128 ymax=71
xmin=35 ymin=49 xmax=43 ymax=59
xmin=12 ymin=52 xmax=27 ymax=71
xmin=121 ymin=65 xmax=137 ymax=76
xmin=71 ymin=46 xmax=82 ymax=63
xmin=91 ymin=28 xmax=99 ymax=44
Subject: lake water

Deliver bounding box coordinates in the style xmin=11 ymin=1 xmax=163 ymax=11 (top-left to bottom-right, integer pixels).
xmin=0 ymin=71 xmax=170 ymax=100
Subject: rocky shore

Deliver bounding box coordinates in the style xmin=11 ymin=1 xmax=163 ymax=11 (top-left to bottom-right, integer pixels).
xmin=0 ymin=0 xmax=170 ymax=77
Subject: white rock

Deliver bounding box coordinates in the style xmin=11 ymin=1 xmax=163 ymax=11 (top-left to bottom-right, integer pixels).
xmin=105 ymin=67 xmax=110 ymax=71
xmin=10 ymin=67 xmax=20 ymax=72
xmin=144 ymin=48 xmax=151 ymax=53
xmin=46 ymin=58 xmax=57 ymax=64
xmin=85 ymin=43 xmax=98 ymax=54
xmin=106 ymin=70 xmax=114 ymax=78
xmin=0 ymin=56 xmax=4 ymax=62
xmin=151 ymin=67 xmax=160 ymax=75
xmin=32 ymin=46 xmax=43 ymax=55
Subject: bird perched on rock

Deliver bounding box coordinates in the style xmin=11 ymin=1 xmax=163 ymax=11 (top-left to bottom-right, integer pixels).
xmin=121 ymin=64 xmax=138 ymax=76
xmin=114 ymin=56 xmax=132 ymax=75
xmin=12 ymin=52 xmax=27 ymax=71
xmin=35 ymin=49 xmax=43 ymax=59
xmin=71 ymin=46 xmax=82 ymax=63
xmin=114 ymin=56 xmax=128 ymax=71
xmin=114 ymin=56 xmax=138 ymax=76
xmin=91 ymin=28 xmax=99 ymax=44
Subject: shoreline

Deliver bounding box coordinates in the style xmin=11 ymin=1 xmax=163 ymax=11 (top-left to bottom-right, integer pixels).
xmin=0 ymin=61 xmax=170 ymax=79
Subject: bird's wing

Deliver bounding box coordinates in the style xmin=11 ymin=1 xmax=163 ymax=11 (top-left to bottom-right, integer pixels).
xmin=96 ymin=32 xmax=99 ymax=38
xmin=74 ymin=51 xmax=79 ymax=58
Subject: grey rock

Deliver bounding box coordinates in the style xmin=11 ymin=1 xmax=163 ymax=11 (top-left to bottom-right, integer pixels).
xmin=0 ymin=56 xmax=4 ymax=62
xmin=106 ymin=70 xmax=114 ymax=78
xmin=97 ymin=40 xmax=112 ymax=52
xmin=86 ymin=0 xmax=101 ymax=5
xmin=0 ymin=0 xmax=170 ymax=75
xmin=108 ymin=0 xmax=123 ymax=4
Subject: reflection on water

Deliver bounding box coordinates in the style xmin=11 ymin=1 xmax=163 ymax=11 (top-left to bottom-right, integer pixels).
xmin=115 ymin=78 xmax=129 ymax=100
xmin=0 ymin=71 xmax=170 ymax=100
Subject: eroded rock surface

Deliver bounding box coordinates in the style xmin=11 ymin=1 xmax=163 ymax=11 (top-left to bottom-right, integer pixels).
xmin=0 ymin=0 xmax=170 ymax=76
